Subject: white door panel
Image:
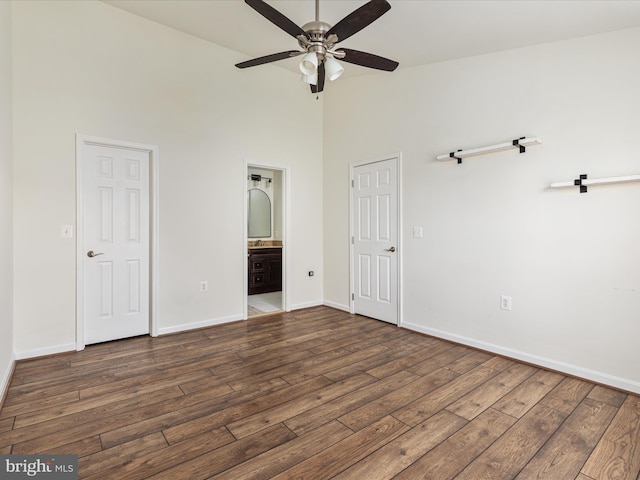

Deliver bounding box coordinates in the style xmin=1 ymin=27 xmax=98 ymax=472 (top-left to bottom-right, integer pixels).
xmin=82 ymin=143 xmax=150 ymax=344
xmin=352 ymin=157 xmax=399 ymax=324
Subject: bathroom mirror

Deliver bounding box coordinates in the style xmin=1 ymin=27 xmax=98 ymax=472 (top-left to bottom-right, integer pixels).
xmin=248 ymin=188 xmax=271 ymax=238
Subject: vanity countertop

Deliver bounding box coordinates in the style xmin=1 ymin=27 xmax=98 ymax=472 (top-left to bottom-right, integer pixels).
xmin=248 ymin=245 xmax=282 ymax=250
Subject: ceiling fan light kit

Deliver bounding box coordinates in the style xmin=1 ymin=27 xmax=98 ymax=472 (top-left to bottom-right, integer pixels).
xmin=236 ymin=0 xmax=399 ymax=93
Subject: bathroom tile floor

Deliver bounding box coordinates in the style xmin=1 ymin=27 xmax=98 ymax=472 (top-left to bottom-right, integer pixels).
xmin=248 ymin=291 xmax=282 ymax=316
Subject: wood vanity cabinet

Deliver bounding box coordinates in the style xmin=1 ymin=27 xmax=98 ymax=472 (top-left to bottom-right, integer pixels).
xmin=248 ymin=248 xmax=282 ymax=295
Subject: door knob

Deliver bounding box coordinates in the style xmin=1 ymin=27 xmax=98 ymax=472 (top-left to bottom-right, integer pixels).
xmin=87 ymin=250 xmax=104 ymax=258
xmin=385 ymin=246 xmax=396 ymax=252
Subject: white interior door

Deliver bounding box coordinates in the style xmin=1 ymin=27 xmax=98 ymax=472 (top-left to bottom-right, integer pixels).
xmin=81 ymin=143 xmax=150 ymax=344
xmin=351 ymin=157 xmax=399 ymax=324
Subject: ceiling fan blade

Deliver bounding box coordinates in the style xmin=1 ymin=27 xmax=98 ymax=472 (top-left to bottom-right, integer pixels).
xmin=336 ymin=48 xmax=398 ymax=71
xmin=326 ymin=0 xmax=391 ymax=43
xmin=245 ymin=0 xmax=308 ymax=39
xmin=235 ymin=50 xmax=303 ymax=69
xmin=311 ymin=62 xmax=326 ymax=94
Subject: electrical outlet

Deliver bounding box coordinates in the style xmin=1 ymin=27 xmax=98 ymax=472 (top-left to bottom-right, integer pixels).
xmin=200 ymin=281 xmax=208 ymax=292
xmin=412 ymin=226 xmax=423 ymax=238
xmin=500 ymin=295 xmax=512 ymax=311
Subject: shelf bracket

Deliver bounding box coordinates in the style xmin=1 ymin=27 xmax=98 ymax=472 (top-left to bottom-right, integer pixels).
xmin=512 ymin=137 xmax=526 ymax=153
xmin=574 ymin=174 xmax=588 ymax=193
xmin=449 ymin=150 xmax=463 ymax=164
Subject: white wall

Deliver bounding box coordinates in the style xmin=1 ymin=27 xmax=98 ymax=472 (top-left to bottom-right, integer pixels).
xmin=0 ymin=1 xmax=14 ymax=400
xmin=11 ymin=0 xmax=637 ymax=394
xmin=12 ymin=0 xmax=323 ymax=354
xmin=324 ymin=28 xmax=640 ymax=393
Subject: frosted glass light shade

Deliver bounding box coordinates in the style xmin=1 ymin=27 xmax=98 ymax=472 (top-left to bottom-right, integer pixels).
xmin=301 ymin=72 xmax=318 ymax=85
xmin=324 ymin=56 xmax=344 ymax=81
xmin=299 ymin=52 xmax=319 ymax=76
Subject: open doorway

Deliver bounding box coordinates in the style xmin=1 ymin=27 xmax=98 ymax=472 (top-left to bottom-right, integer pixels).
xmin=245 ymin=162 xmax=288 ymax=318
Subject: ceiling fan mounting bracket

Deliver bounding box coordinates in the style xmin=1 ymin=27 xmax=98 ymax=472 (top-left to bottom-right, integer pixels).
xmin=302 ymin=21 xmax=331 ymax=39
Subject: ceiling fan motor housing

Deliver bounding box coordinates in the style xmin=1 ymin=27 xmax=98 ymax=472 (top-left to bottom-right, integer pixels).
xmin=300 ymin=21 xmax=335 ymax=60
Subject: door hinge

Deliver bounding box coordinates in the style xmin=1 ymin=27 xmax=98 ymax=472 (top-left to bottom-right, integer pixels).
xmin=352 ymin=293 xmax=355 ymax=301
xmin=351 ymin=179 xmax=354 ymax=188
xmin=351 ymin=236 xmax=354 ymax=244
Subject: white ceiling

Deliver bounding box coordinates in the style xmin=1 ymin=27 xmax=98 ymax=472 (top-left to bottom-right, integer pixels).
xmin=103 ymin=0 xmax=640 ymax=78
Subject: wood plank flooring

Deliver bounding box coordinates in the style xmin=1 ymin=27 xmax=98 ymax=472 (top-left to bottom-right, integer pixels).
xmin=1 ymin=306 xmax=639 ymax=479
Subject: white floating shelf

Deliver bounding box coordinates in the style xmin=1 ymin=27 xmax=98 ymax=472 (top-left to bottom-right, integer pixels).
xmin=550 ymin=174 xmax=640 ymax=193
xmin=436 ymin=137 xmax=542 ymax=163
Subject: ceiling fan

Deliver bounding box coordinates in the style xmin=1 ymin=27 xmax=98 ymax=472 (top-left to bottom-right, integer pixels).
xmin=235 ymin=0 xmax=399 ymax=93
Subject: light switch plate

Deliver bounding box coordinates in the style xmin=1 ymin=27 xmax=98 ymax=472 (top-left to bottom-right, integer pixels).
xmin=500 ymin=295 xmax=512 ymax=311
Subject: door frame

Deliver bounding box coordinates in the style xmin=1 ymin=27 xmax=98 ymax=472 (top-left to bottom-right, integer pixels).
xmin=75 ymin=134 xmax=160 ymax=350
xmin=349 ymin=153 xmax=403 ymax=326
xmin=243 ymin=159 xmax=290 ymax=318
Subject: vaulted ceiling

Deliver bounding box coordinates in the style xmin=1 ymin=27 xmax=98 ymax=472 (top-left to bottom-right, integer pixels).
xmin=104 ymin=0 xmax=640 ymax=78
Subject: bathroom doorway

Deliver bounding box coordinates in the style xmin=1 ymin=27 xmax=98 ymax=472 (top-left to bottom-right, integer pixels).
xmin=244 ymin=162 xmax=288 ymax=318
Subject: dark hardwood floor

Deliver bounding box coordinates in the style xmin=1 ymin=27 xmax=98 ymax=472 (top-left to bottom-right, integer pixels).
xmin=1 ymin=306 xmax=639 ymax=479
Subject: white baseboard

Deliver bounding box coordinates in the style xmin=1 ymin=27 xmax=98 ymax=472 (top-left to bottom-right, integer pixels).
xmin=14 ymin=343 xmax=77 ymax=360
xmin=288 ymin=300 xmax=323 ymax=311
xmin=323 ymin=300 xmax=350 ymax=312
xmin=158 ymin=314 xmax=244 ymax=336
xmin=159 ymin=302 xmax=333 ymax=335
xmin=403 ymin=321 xmax=640 ymax=395
xmin=0 ymin=353 xmax=16 ymax=408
